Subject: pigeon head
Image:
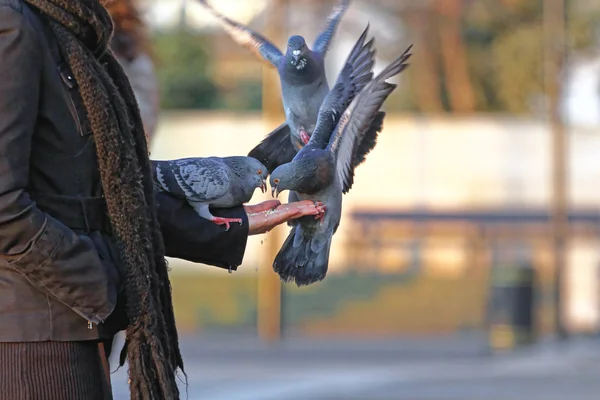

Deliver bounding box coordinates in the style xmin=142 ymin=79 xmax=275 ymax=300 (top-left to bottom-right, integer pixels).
xmin=269 ymin=162 xmax=296 ymax=198
xmin=270 ymin=153 xmax=332 ymax=197
xmin=286 ymin=35 xmax=309 ymax=69
xmin=225 ymin=156 xmax=269 ymax=194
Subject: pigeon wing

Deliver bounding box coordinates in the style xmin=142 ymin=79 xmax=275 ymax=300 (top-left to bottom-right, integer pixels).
xmin=197 ymin=0 xmax=283 ymax=67
xmin=312 ymin=0 xmax=351 ymax=57
xmin=352 ymin=110 xmax=385 ymax=169
xmin=248 ymin=123 xmax=297 ymax=173
xmin=154 ymin=158 xmax=230 ymax=202
xmin=308 ymin=24 xmax=375 ymax=148
xmin=328 ymin=45 xmax=412 ymax=193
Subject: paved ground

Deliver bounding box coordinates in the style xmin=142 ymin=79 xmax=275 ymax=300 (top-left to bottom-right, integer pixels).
xmin=109 ymin=334 xmax=600 ymax=400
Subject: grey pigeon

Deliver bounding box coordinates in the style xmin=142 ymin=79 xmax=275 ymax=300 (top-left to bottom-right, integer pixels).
xmin=153 ymin=157 xmax=269 ymax=230
xmin=196 ymin=0 xmax=382 ymax=173
xmin=283 ymin=23 xmax=380 ymax=211
xmin=269 ymin=44 xmax=413 ymax=286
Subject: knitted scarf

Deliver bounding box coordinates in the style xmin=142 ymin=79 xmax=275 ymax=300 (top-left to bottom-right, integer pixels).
xmin=23 ymin=1 xmax=184 ymax=399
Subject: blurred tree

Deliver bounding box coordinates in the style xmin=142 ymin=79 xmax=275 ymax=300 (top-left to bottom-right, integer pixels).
xmin=215 ymin=80 xmax=263 ymax=111
xmin=491 ymin=23 xmax=544 ymax=114
xmin=150 ymin=0 xmax=600 ymax=114
xmin=403 ymin=0 xmax=600 ymax=115
xmin=435 ymin=0 xmax=477 ymax=113
xmin=405 ymin=9 xmax=445 ymax=113
xmin=463 ymin=0 xmax=600 ymax=114
xmin=151 ymin=29 xmax=264 ymax=111
xmin=152 ymin=29 xmax=221 ymax=109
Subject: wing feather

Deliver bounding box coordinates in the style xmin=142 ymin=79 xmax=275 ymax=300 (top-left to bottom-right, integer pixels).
xmin=248 ymin=123 xmax=296 ymax=173
xmin=313 ymin=0 xmax=351 ymax=56
xmin=154 ymin=158 xmax=230 ymax=203
xmin=197 ymin=0 xmax=283 ymax=67
xmin=328 ymin=45 xmax=413 ymax=193
xmin=307 ymin=24 xmax=375 ymax=148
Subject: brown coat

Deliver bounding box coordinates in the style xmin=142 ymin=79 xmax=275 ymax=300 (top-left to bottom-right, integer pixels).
xmin=0 ymin=0 xmax=248 ymax=342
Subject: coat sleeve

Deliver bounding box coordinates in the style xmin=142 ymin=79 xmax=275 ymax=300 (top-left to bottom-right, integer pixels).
xmin=0 ymin=5 xmax=115 ymax=325
xmin=155 ymin=192 xmax=249 ymax=271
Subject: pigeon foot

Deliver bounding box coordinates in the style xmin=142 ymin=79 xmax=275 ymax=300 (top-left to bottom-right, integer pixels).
xmin=211 ymin=217 xmax=243 ymax=231
xmin=314 ymin=201 xmax=326 ymax=223
xmin=300 ymin=129 xmax=310 ymax=145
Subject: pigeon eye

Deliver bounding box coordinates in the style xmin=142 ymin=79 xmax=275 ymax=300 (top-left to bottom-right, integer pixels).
xmin=257 ymin=169 xmax=262 ymax=175
xmin=273 ymin=178 xmax=280 ymax=184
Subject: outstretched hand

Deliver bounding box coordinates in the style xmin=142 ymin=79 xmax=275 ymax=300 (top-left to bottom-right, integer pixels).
xmin=245 ymin=200 xmax=325 ymax=235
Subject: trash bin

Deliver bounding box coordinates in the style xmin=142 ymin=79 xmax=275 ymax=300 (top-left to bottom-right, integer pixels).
xmin=486 ymin=261 xmax=536 ymax=352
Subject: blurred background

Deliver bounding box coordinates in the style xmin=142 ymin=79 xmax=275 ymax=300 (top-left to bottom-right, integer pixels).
xmin=111 ymin=0 xmax=600 ymax=398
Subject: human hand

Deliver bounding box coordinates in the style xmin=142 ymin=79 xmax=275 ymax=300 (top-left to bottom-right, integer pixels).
xmin=245 ymin=200 xmax=326 ymax=235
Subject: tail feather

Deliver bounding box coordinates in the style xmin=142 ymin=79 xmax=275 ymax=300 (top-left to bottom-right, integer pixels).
xmin=273 ymin=225 xmax=333 ymax=286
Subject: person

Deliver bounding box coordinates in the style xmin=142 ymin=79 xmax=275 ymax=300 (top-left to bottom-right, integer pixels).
xmin=104 ymin=0 xmax=157 ymax=366
xmin=104 ymin=0 xmax=159 ymax=143
xmin=0 ymin=1 xmax=323 ymax=399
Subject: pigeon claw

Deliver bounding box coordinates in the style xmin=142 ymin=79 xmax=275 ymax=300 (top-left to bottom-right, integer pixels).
xmin=211 ymin=217 xmax=243 ymax=231
xmin=300 ymin=129 xmax=310 ymax=145
xmin=314 ymin=201 xmax=326 ymax=223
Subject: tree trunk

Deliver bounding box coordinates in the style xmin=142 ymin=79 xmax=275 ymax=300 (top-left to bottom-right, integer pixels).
xmin=436 ymin=0 xmax=477 ymax=113
xmin=405 ymin=9 xmax=445 ymax=113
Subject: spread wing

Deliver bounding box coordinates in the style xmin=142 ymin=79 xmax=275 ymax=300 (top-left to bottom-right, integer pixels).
xmin=197 ymin=0 xmax=283 ymax=67
xmin=328 ymin=45 xmax=413 ymax=194
xmin=312 ymin=0 xmax=351 ymax=57
xmin=153 ymin=158 xmax=230 ymax=203
xmin=247 ymin=123 xmax=297 ymax=173
xmin=308 ymin=23 xmax=375 ymax=149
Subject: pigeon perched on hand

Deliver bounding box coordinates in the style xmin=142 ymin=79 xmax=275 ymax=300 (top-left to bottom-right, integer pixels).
xmin=196 ymin=0 xmax=379 ymax=173
xmin=153 ymin=157 xmax=269 ymax=231
xmin=269 ymin=43 xmax=413 ymax=286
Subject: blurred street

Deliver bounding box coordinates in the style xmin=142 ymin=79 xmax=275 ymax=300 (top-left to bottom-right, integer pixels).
xmin=109 ymin=1 xmax=600 ymax=399
xmin=110 ymin=335 xmax=600 ymax=400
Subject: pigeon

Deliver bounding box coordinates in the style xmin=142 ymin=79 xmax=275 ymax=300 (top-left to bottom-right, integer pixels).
xmin=153 ymin=156 xmax=269 ymax=230
xmin=196 ymin=0 xmax=381 ymax=173
xmin=269 ymin=44 xmax=413 ymax=286
xmin=282 ymin=23 xmax=380 ymax=214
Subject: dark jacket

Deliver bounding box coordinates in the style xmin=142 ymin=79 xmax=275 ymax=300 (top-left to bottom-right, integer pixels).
xmin=0 ymin=0 xmax=248 ymax=342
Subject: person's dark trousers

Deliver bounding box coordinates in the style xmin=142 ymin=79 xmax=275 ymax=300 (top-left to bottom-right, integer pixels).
xmin=0 ymin=340 xmax=113 ymax=400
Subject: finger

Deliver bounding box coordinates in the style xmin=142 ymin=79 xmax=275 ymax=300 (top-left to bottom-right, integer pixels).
xmin=294 ymin=200 xmax=320 ymax=209
xmin=251 ymin=201 xmax=325 ymax=234
xmin=245 ymin=200 xmax=281 ymax=214
xmin=269 ymin=204 xmax=318 ymax=223
xmin=249 ymin=205 xmax=317 ymax=234
xmin=277 ymin=201 xmax=321 ymax=215
xmin=292 ymin=201 xmax=325 ymax=216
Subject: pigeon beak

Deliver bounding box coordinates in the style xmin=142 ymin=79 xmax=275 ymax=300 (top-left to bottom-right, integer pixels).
xmin=271 ymin=186 xmax=279 ymax=198
xmin=292 ymin=49 xmax=301 ymax=60
xmin=260 ymin=179 xmax=267 ymax=194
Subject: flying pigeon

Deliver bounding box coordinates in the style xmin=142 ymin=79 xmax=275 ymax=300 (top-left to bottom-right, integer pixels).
xmin=269 ymin=44 xmax=413 ymax=286
xmin=196 ymin=0 xmax=381 ymax=173
xmin=153 ymin=156 xmax=269 ymax=230
xmin=282 ymin=23 xmax=379 ymax=215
